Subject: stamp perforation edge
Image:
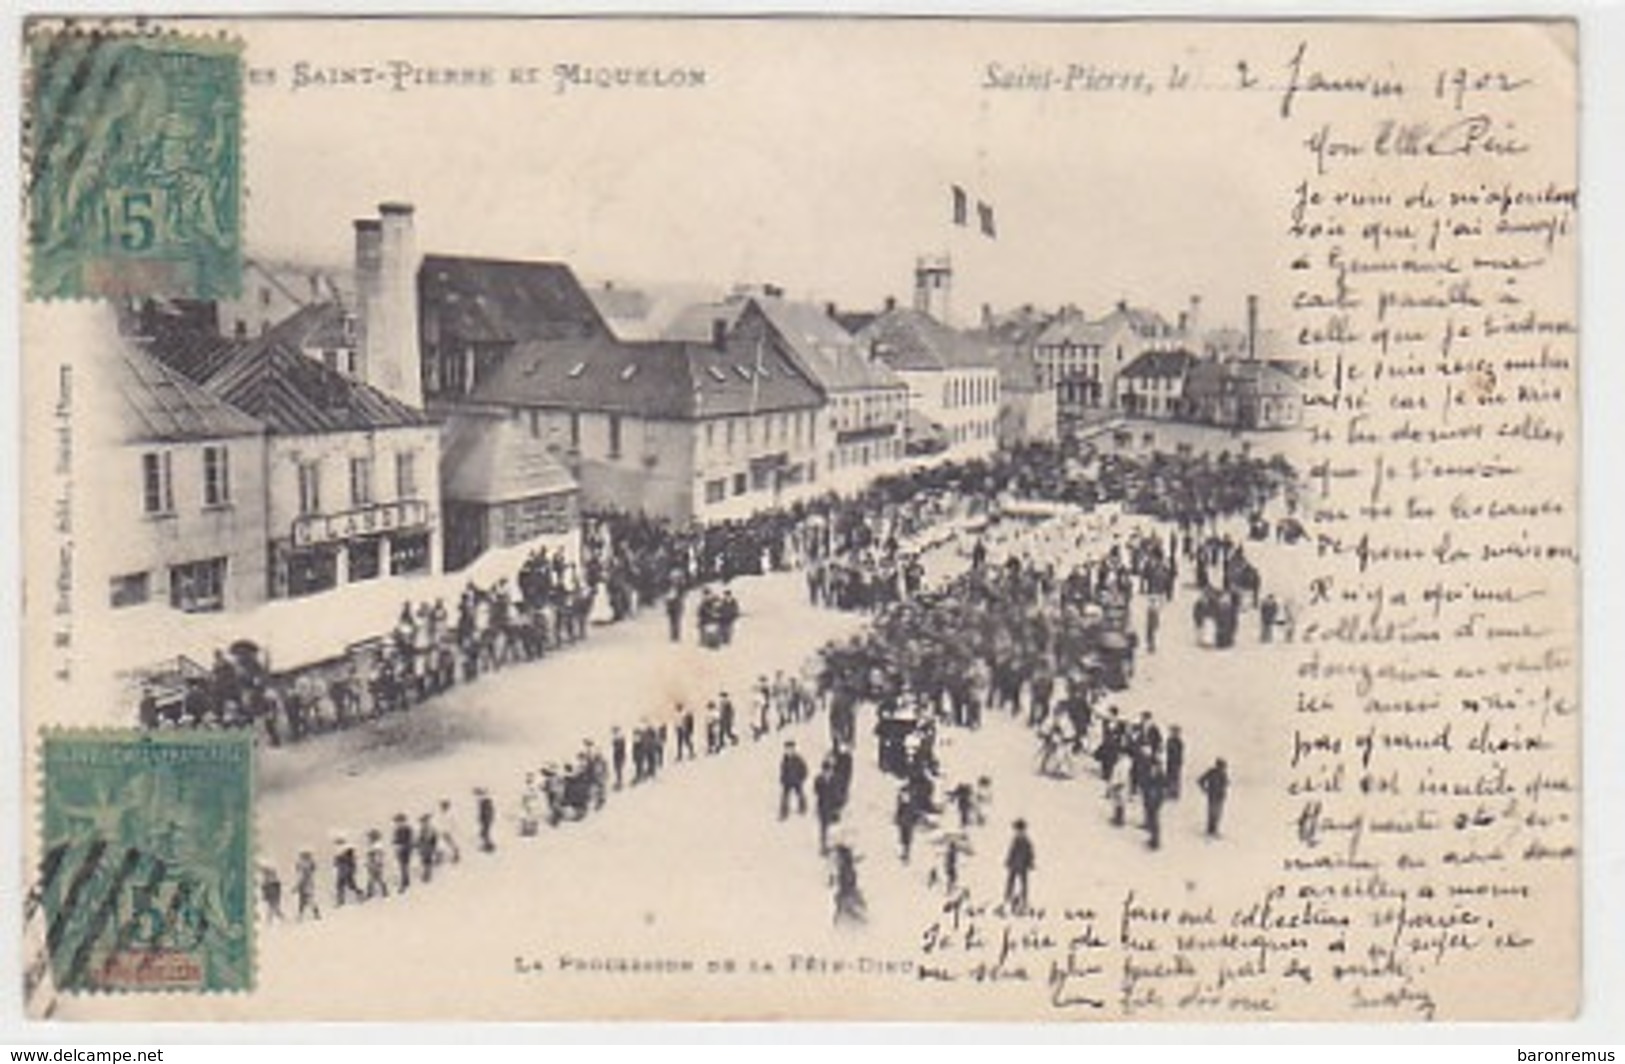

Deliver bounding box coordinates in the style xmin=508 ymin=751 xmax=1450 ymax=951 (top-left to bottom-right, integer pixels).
xmin=23 ymin=18 xmax=247 ymax=303
xmin=29 ymin=725 xmax=258 ymax=1002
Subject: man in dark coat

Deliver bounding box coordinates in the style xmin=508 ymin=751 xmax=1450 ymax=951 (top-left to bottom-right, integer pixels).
xmin=416 ymin=813 xmax=439 ymax=883
xmin=1164 ymin=726 xmax=1185 ymax=801
xmin=894 ymin=786 xmax=920 ymax=864
xmin=665 ymin=587 xmax=685 ymax=643
xmin=1004 ymin=819 xmax=1035 ymax=911
xmin=611 ymin=727 xmax=627 ymax=790
xmin=779 ymin=742 xmax=809 ymax=819
xmin=476 ymin=788 xmax=496 ymax=852
xmin=676 ymin=704 xmax=696 ymax=761
xmin=1198 ymin=758 xmax=1230 ymax=837
xmin=333 ymin=836 xmax=363 ymax=907
xmin=718 ymin=692 xmax=739 ymax=746
xmin=814 ymin=766 xmax=838 ymax=853
xmin=391 ymin=814 xmax=414 ymax=892
xmin=1142 ymin=763 xmax=1167 ymax=850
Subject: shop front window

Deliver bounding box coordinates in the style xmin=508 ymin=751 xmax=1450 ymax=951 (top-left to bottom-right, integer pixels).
xmin=390 ymin=532 xmax=431 ymax=575
xmin=286 ymin=545 xmax=339 ymax=598
xmin=348 ymin=536 xmax=382 ymax=582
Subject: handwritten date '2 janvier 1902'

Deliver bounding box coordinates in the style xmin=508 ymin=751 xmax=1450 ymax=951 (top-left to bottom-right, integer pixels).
xmin=986 ymin=40 xmax=1532 ymax=120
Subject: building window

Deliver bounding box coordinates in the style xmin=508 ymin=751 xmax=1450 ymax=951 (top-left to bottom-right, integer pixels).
xmin=706 ymin=422 xmax=716 ymax=452
xmin=726 ymin=419 xmax=736 ymax=451
xmin=350 ymin=457 xmax=373 ymax=507
xmin=609 ymin=415 xmax=624 ymax=459
xmin=297 ymin=461 xmax=321 ymax=516
xmin=705 ymin=479 xmax=727 ymax=505
xmin=348 ymin=537 xmax=382 ymax=582
xmin=109 ymin=572 xmax=150 ymax=609
xmin=569 ymin=411 xmax=582 ymax=450
xmin=528 ymin=410 xmax=542 ymax=438
xmin=733 ymin=473 xmax=748 ymax=496
xmin=170 ymin=557 xmax=227 ymax=613
xmin=202 ymin=446 xmax=231 ymax=507
xmin=284 ymin=543 xmax=339 ymax=598
xmin=141 ymin=452 xmax=174 ymax=516
xmin=396 ymin=451 xmax=418 ymax=499
xmin=390 ymin=532 xmax=431 ymax=575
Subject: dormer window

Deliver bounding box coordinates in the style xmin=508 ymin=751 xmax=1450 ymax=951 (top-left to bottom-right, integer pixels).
xmin=707 ymin=366 xmax=727 ymax=383
xmin=620 ymin=364 xmax=638 ymax=381
xmin=567 ymin=362 xmax=586 ymax=378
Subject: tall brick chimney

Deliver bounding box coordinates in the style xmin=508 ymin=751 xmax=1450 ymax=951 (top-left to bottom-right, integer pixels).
xmin=353 ymin=218 xmax=382 ymax=383
xmin=356 ymin=202 xmax=423 ymax=408
xmin=1246 ymin=294 xmax=1259 ymax=362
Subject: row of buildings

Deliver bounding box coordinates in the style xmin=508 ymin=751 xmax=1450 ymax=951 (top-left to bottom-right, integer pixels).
xmin=1012 ymin=293 xmax=1303 ymax=436
xmin=103 ymin=201 xmax=1299 ymax=631
xmin=108 ymin=204 xmax=1019 ymax=625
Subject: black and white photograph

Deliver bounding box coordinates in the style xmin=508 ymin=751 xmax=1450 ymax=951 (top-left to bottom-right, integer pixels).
xmin=15 ymin=16 xmax=1583 ymax=1024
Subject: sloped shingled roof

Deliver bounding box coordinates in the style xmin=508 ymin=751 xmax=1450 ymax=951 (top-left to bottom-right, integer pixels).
xmin=1121 ymin=349 xmax=1200 ymax=380
xmin=1035 ymin=312 xmax=1111 ymax=348
xmin=144 ymin=328 xmax=243 ymax=385
xmin=441 ymin=415 xmax=577 ymax=505
xmin=856 ymin=308 xmax=997 ymax=372
xmin=419 ymin=255 xmax=607 ymax=344
xmin=663 ymin=300 xmax=745 ymax=344
xmin=112 ymin=342 xmax=263 ymax=444
xmin=1184 ymin=358 xmax=1301 ymax=398
xmin=743 ymin=299 xmax=906 ymax=394
xmin=205 ymin=335 xmax=432 ymax=435
xmin=272 ymin=300 xmax=356 ymax=351
xmin=585 ymin=285 xmax=652 ymax=323
xmin=467 ymin=333 xmax=823 ymax=419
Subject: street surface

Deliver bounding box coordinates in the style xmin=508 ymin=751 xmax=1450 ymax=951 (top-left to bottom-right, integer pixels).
xmin=69 ymin=501 xmax=1309 ymax=1021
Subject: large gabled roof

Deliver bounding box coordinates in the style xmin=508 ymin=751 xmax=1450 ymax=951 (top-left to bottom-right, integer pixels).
xmin=418 ymin=254 xmax=607 ymax=344
xmin=205 ymin=327 xmax=432 ymax=435
xmin=441 ymin=414 xmax=577 ymax=505
xmin=856 ymin=308 xmax=997 ymax=373
xmin=663 ymin=300 xmax=746 ymax=344
xmin=742 ymin=299 xmax=906 ymax=394
xmin=269 ymin=300 xmax=357 ymax=352
xmin=466 ymin=332 xmax=824 ymax=419
xmin=1100 ymin=303 xmax=1176 ymax=337
xmin=1121 ymin=348 xmax=1200 ymax=380
xmin=1184 ymin=358 xmax=1301 ymax=398
xmin=111 ymin=341 xmax=263 ymax=444
xmin=1035 ymin=312 xmax=1114 ymax=348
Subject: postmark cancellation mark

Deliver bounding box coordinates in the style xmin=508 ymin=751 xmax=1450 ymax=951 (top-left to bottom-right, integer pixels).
xmin=25 ymin=25 xmax=244 ymax=301
xmin=33 ymin=730 xmax=254 ymax=994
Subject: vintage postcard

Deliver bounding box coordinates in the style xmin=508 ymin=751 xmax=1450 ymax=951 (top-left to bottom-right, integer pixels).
xmin=17 ymin=17 xmax=1580 ymax=1022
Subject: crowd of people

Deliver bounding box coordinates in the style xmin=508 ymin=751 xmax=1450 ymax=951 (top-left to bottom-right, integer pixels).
xmin=235 ymin=438 xmax=1300 ymax=928
xmin=259 ymin=668 xmax=834 ymax=924
xmin=259 ymin=789 xmax=497 ymax=923
xmin=795 ymin=449 xmax=1298 ymax=916
xmin=140 ymin=546 xmax=599 ymax=744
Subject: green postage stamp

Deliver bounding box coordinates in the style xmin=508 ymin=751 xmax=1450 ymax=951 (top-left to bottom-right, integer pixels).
xmin=34 ymin=731 xmax=254 ymax=993
xmin=26 ymin=27 xmax=243 ymax=300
